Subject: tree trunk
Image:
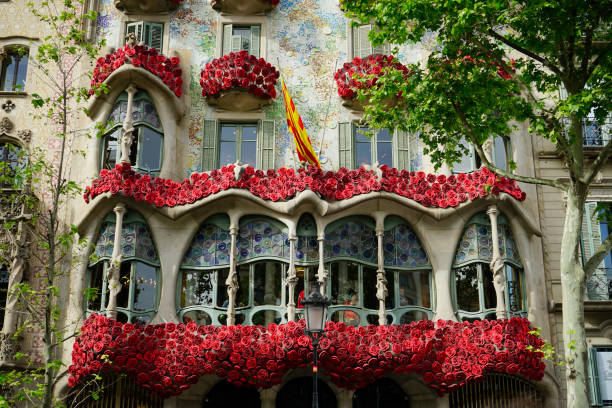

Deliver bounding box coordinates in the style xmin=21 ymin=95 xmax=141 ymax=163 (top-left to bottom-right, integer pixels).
xmin=560 ymin=187 xmax=590 ymax=407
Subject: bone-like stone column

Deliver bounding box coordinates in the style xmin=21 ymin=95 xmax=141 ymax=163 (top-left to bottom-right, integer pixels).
xmin=375 ymin=228 xmax=388 ymax=325
xmin=487 ymin=205 xmax=508 ymax=319
xmin=106 ymin=203 xmax=126 ymax=319
xmin=316 ymin=234 xmax=327 ymax=294
xmin=286 ymin=235 xmax=298 ymax=322
xmin=119 ymin=85 xmax=138 ymax=164
xmin=226 ymin=225 xmax=238 ymax=325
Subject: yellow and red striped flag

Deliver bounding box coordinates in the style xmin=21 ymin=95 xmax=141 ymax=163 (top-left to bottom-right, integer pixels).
xmin=280 ymin=76 xmax=321 ymax=168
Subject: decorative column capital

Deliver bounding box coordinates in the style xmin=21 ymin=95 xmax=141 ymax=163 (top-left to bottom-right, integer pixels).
xmin=113 ymin=202 xmax=127 ymax=216
xmin=486 ymin=204 xmax=499 ymax=217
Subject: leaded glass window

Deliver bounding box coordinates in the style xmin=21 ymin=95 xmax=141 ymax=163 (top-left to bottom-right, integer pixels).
xmin=324 ymin=219 xmax=377 ymax=264
xmin=0 ymin=48 xmax=28 ymax=92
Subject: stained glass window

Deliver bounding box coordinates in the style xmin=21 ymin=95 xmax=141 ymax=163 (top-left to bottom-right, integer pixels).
xmin=324 ymin=219 xmax=377 ymax=264
xmin=236 ymin=219 xmax=289 ymax=261
xmin=182 ymin=223 xmax=231 ymax=267
xmin=383 ymin=221 xmax=430 ymax=268
xmin=92 ymin=221 xmax=158 ymax=265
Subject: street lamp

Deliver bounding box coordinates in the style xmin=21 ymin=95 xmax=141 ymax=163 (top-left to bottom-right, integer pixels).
xmin=302 ymin=282 xmax=330 ymax=408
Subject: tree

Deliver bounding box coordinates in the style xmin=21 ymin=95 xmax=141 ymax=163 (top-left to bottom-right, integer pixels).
xmin=0 ymin=0 xmax=107 ymax=406
xmin=339 ymin=0 xmax=611 ymax=406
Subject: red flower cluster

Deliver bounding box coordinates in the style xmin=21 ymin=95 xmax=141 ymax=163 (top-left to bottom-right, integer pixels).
xmin=83 ymin=163 xmax=526 ymax=208
xmin=335 ymin=55 xmax=411 ymax=99
xmin=69 ymin=315 xmax=545 ymax=398
xmin=445 ymin=51 xmax=516 ymax=80
xmin=211 ymin=0 xmax=279 ymax=4
xmin=89 ymin=44 xmax=183 ymax=98
xmin=200 ymin=51 xmax=279 ymax=99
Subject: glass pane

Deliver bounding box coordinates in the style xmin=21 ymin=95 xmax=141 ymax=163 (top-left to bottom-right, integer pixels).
xmin=493 ymin=136 xmax=508 ymax=171
xmin=398 ymin=270 xmax=431 ymax=308
xmin=253 ymin=262 xmax=282 ymax=306
xmin=219 ymin=312 xmax=245 ymax=325
xmin=376 ymin=129 xmax=393 ymax=167
xmin=1 ymin=54 xmax=16 ymax=91
xmin=131 ymin=315 xmax=150 ymax=325
xmin=182 ymin=310 xmax=212 ymax=325
xmin=103 ymin=131 xmax=119 ymax=170
xmin=363 ymin=266 xmax=378 ymax=310
xmin=217 ymin=268 xmax=229 ymax=308
xmin=181 ymin=269 xmax=214 ymax=308
xmin=242 ymin=125 xmax=257 ymax=141
xmin=87 ymin=263 xmax=104 ymax=311
xmin=237 ymin=264 xmax=249 ymax=308
xmin=252 ymin=309 xmax=282 ymax=326
xmin=482 ymin=264 xmax=496 ymax=310
xmin=454 ymin=264 xmax=480 ymax=312
xmin=356 ymin=142 xmax=371 ymax=167
xmin=330 ymin=262 xmax=359 ymax=306
xmin=241 ymin=141 xmax=257 ymax=167
xmin=399 ymin=310 xmax=429 ymax=324
xmin=133 ymin=262 xmax=157 ymax=312
xmin=15 ymin=53 xmax=27 ymax=91
xmin=453 ymin=142 xmax=474 ymax=173
xmin=117 ymin=262 xmax=131 ymax=309
xmin=506 ymin=265 xmax=523 ymax=313
xmin=385 ymin=269 xmax=394 ymax=309
xmin=330 ymin=310 xmax=360 ymax=326
xmin=138 ymin=127 xmax=163 ymax=172
xmin=233 ymin=27 xmax=252 ymax=53
xmin=143 ymin=100 xmax=161 ymax=128
xmin=296 ymin=266 xmax=315 ymax=308
xmin=219 ymin=141 xmax=236 ymax=166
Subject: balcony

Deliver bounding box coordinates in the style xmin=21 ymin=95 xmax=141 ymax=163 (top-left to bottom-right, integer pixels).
xmin=587 ymin=268 xmax=612 ymax=301
xmin=582 ymin=117 xmax=611 ymax=148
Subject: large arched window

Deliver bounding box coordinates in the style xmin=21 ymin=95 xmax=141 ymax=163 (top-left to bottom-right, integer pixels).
xmin=0 ymin=142 xmax=25 ymax=189
xmin=452 ymin=212 xmax=525 ymax=321
xmin=87 ymin=210 xmax=160 ymax=324
xmin=101 ymin=90 xmax=163 ymax=175
xmin=0 ymin=47 xmax=28 ymax=92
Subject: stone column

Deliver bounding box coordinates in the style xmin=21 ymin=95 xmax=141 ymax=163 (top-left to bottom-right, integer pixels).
xmin=226 ymin=225 xmax=238 ymax=325
xmin=119 ymin=85 xmax=138 ymax=164
xmin=286 ymin=235 xmax=297 ymax=321
xmin=259 ymin=387 xmax=278 ymax=408
xmin=316 ymin=234 xmax=327 ymax=294
xmin=336 ymin=389 xmax=354 ymax=408
xmin=375 ymin=228 xmax=387 ymax=325
xmin=487 ymin=205 xmax=508 ymax=319
xmin=106 ymin=203 xmax=126 ymax=319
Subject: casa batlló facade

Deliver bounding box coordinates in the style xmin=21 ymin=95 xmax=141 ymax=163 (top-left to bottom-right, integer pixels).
xmin=0 ymin=0 xmax=611 ymax=407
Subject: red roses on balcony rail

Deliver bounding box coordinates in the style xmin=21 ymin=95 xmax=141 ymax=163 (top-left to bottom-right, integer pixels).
xmin=83 ymin=163 xmax=526 ymax=208
xmin=200 ymin=51 xmax=279 ymax=99
xmin=69 ymin=315 xmax=545 ymax=398
xmin=89 ymin=44 xmax=183 ymax=98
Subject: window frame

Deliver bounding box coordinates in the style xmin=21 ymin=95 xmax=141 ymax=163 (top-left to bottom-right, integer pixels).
xmin=582 ymin=201 xmax=612 ymax=300
xmin=0 ymin=265 xmax=8 ymax=330
xmin=125 ymin=21 xmax=164 ymax=52
xmin=588 ymin=345 xmax=612 ymax=406
xmin=0 ymin=46 xmax=29 ymax=92
xmin=0 ymin=141 xmax=25 ymax=189
xmin=218 ymin=122 xmax=258 ymax=168
xmin=354 ymin=126 xmax=394 ymax=169
xmin=350 ymin=23 xmax=390 ymax=60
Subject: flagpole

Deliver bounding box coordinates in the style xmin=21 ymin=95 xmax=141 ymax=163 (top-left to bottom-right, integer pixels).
xmin=317 ymin=58 xmax=339 ymax=162
xmin=277 ymin=57 xmax=299 ymax=170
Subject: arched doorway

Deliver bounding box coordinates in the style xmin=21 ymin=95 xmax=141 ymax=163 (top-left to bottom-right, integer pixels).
xmin=202 ymin=380 xmax=261 ymax=408
xmin=276 ymin=378 xmax=337 ymax=408
xmin=353 ymin=378 xmax=410 ymax=408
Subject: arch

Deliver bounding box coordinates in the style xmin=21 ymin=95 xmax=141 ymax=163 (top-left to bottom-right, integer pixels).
xmin=353 ymin=377 xmax=410 ymax=408
xmin=202 ymin=380 xmax=261 ymax=408
xmin=276 ymin=377 xmax=337 ymax=408
xmin=324 ymin=215 xmax=377 ymax=264
xmin=383 ymin=215 xmax=430 ymax=269
xmin=237 ymin=215 xmax=289 ymax=262
xmin=449 ymin=373 xmax=544 ymax=407
xmin=182 ymin=213 xmax=231 ymax=268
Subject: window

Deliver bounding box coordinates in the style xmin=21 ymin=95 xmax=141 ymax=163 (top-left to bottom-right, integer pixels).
xmin=0 ymin=48 xmax=28 ymax=92
xmin=126 ymin=22 xmax=163 ymax=51
xmin=202 ymin=119 xmax=275 ymax=171
xmin=222 ymin=24 xmax=260 ymax=57
xmin=102 ymin=90 xmax=163 ymax=175
xmin=559 ymin=86 xmax=611 ymax=147
xmin=87 ymin=212 xmax=159 ymax=324
xmin=352 ymin=24 xmax=389 ymax=59
xmin=338 ymin=122 xmax=412 ymax=170
xmin=582 ymin=202 xmax=612 ymax=300
xmin=0 ymin=142 xmax=24 ymax=189
xmin=452 ymin=139 xmax=481 ymax=173
xmin=0 ymin=266 xmax=8 ymax=330
xmin=493 ymin=135 xmax=512 ymax=172
xmin=589 ymin=346 xmax=612 ymax=406
xmin=452 ymin=212 xmax=525 ymax=320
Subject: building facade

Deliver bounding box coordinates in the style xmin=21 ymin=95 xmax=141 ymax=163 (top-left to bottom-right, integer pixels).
xmin=0 ymin=0 xmax=609 ymax=407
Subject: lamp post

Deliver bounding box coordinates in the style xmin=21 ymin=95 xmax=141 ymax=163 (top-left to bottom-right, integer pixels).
xmin=302 ymin=282 xmax=330 ymax=408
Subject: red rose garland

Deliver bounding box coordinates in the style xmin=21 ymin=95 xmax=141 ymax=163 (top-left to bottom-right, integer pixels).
xmin=335 ymin=55 xmax=411 ymax=100
xmin=89 ymin=44 xmax=183 ymax=98
xmin=211 ymin=0 xmax=280 ymax=4
xmin=69 ymin=315 xmax=545 ymax=398
xmin=200 ymin=51 xmax=279 ymax=99
xmin=83 ymin=163 xmax=526 ymax=208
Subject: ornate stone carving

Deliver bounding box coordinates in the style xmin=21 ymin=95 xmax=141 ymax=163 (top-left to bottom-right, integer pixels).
xmin=105 ymin=203 xmax=126 ymax=319
xmin=212 ymin=0 xmax=276 ymax=15
xmin=226 ymin=226 xmax=239 ymax=325
xmin=114 ymin=0 xmax=179 ymax=14
xmin=0 ymin=333 xmax=21 ymax=363
xmin=0 ymin=117 xmax=13 ymax=134
xmin=1 ymin=101 xmax=16 ymax=113
xmin=16 ymin=129 xmax=31 ymax=144
xmin=125 ymin=32 xmax=137 ymax=47
xmin=487 ymin=205 xmax=508 ymax=319
xmin=286 ymin=236 xmax=298 ymax=322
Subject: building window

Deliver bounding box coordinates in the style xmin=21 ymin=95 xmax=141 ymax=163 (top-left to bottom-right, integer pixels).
xmin=222 ymin=24 xmax=260 ymax=57
xmin=583 ymin=202 xmax=612 ymax=300
xmin=202 ymin=119 xmax=275 ymax=171
xmin=559 ymin=86 xmax=611 ymax=147
xmin=589 ymin=346 xmax=612 ymax=407
xmin=0 ymin=142 xmax=24 ymax=189
xmin=0 ymin=48 xmax=28 ymax=92
xmin=352 ymin=24 xmax=389 ymax=59
xmin=452 ymin=212 xmax=525 ymax=320
xmin=126 ymin=22 xmax=163 ymax=51
xmin=102 ymin=90 xmax=163 ymax=175
xmin=338 ymin=122 xmax=412 ymax=170
xmin=452 ymin=139 xmax=481 ymax=173
xmin=493 ymin=135 xmax=512 ymax=172
xmin=87 ymin=211 xmax=159 ymax=324
xmin=0 ymin=266 xmax=8 ymax=330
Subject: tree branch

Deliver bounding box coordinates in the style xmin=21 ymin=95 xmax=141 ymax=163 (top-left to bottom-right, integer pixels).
xmin=586 ymin=42 xmax=612 ymax=80
xmin=584 ymin=232 xmax=612 ymax=279
xmin=583 ymin=137 xmax=612 ymax=185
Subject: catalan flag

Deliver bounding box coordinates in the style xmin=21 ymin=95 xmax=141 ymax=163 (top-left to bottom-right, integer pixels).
xmin=280 ymin=76 xmax=321 ymax=168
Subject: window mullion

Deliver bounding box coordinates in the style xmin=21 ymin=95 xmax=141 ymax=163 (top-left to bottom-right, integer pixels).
xmin=12 ymin=56 xmax=19 ymax=90
xmin=477 ymin=263 xmax=485 ymax=315
xmin=372 ymin=133 xmax=377 ymax=165
xmin=101 ymin=262 xmax=108 ymax=313
xmin=128 ymin=262 xmax=136 ymax=321
xmin=236 ymin=125 xmax=242 ymax=163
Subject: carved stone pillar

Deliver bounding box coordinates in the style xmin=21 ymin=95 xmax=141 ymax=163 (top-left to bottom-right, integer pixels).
xmin=2 ymin=207 xmax=28 ymax=336
xmin=106 ymin=203 xmax=126 ymax=319
xmin=316 ymin=234 xmax=327 ymax=294
xmin=226 ymin=226 xmax=238 ymax=325
xmin=375 ymin=229 xmax=387 ymax=325
xmin=119 ymin=85 xmax=138 ymax=164
xmin=286 ymin=236 xmax=298 ymax=322
xmin=259 ymin=387 xmax=278 ymax=408
xmin=336 ymin=389 xmax=354 ymax=408
xmin=487 ymin=205 xmax=508 ymax=319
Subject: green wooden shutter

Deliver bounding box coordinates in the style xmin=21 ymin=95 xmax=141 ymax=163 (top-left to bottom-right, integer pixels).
xmin=588 ymin=347 xmax=602 ymax=406
xmin=126 ymin=21 xmax=143 ymax=43
xmin=231 ymin=35 xmax=242 ymax=53
xmin=250 ymin=25 xmax=260 ymax=58
xmin=338 ymin=122 xmax=353 ymax=169
xmin=149 ymin=23 xmax=164 ymax=52
xmin=222 ymin=24 xmax=232 ymax=56
xmin=395 ymin=129 xmax=411 ymax=170
xmin=202 ymin=119 xmax=218 ymax=171
xmin=258 ymin=120 xmax=275 ymax=170
xmin=353 ymin=25 xmax=372 ymax=59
